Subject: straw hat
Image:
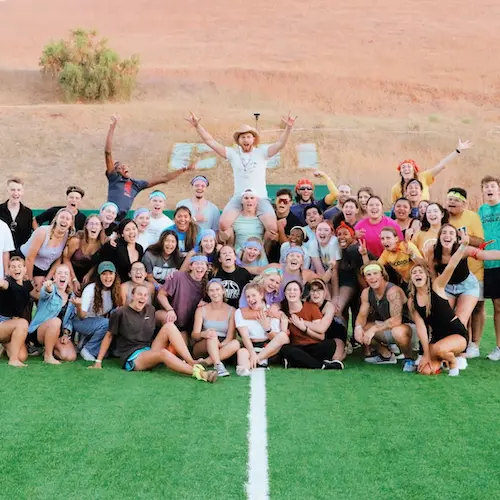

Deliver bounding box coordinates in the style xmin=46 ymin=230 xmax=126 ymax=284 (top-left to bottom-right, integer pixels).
xmin=233 ymin=125 xmax=260 ymax=145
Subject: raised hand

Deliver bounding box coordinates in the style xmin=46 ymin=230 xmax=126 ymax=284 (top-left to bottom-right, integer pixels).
xmin=281 ymin=111 xmax=298 ymax=129
xmin=458 ymin=228 xmax=470 ymax=247
xmin=358 ymin=238 xmax=368 ymax=256
xmin=313 ymin=170 xmax=325 ymax=178
xmin=457 ymin=139 xmax=473 ymax=151
xmin=110 ymin=115 xmax=118 ymax=128
xmin=185 ymin=112 xmax=201 ymax=128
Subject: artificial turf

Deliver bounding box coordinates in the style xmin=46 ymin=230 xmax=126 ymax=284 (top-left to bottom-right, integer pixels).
xmin=1 ymin=314 xmax=498 ymax=500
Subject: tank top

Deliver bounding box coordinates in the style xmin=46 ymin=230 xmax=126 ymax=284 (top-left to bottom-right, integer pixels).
xmin=435 ymin=257 xmax=469 ymax=285
xmin=202 ymin=306 xmax=232 ymax=339
xmin=20 ymin=227 xmax=68 ymax=271
xmin=368 ymin=283 xmax=410 ymax=323
xmin=71 ymin=247 xmax=94 ymax=282
xmin=414 ymin=289 xmax=467 ymax=337
xmin=281 ymin=269 xmax=304 ymax=289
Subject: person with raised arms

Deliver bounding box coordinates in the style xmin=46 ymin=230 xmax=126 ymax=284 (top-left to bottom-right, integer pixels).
xmin=390 ymin=139 xmax=473 ymax=203
xmin=408 ymin=237 xmax=471 ymax=376
xmin=185 ymin=111 xmax=297 ymax=241
xmin=176 ymin=176 xmax=220 ymax=232
xmin=0 ymin=257 xmax=35 ymax=367
xmin=354 ymin=262 xmax=416 ymax=371
xmin=0 ymin=177 xmax=34 ymax=250
xmin=88 ymin=284 xmax=217 ymax=383
xmin=104 ymin=116 xmax=195 ymax=220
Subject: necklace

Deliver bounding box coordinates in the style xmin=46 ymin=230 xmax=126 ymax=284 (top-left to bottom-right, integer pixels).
xmin=238 ymin=148 xmax=255 ymax=172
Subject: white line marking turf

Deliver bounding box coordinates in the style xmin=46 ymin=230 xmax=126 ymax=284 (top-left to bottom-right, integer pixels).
xmin=246 ymin=369 xmax=270 ymax=500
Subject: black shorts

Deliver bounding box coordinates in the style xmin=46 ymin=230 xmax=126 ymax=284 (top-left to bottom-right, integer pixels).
xmin=429 ymin=318 xmax=468 ymax=351
xmin=484 ymin=268 xmax=500 ymax=299
xmin=33 ymin=265 xmax=48 ymax=277
xmin=326 ymin=318 xmax=348 ymax=343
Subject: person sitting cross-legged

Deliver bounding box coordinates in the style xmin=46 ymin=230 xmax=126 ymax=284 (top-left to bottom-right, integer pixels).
xmin=354 ymin=262 xmax=416 ymax=371
xmin=88 ymin=284 xmax=217 ymax=382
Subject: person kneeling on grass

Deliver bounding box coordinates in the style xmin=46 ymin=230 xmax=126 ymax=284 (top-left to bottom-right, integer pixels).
xmin=27 ymin=264 xmax=77 ymax=364
xmin=0 ymin=257 xmax=36 ymax=367
xmin=280 ymin=280 xmax=336 ymax=369
xmin=89 ymin=284 xmax=217 ymax=382
xmin=408 ymin=239 xmax=470 ymax=376
xmin=354 ymin=262 xmax=416 ymax=372
xmin=235 ymin=283 xmax=289 ymax=376
xmin=72 ymin=261 xmax=123 ymax=362
xmin=191 ymin=279 xmax=240 ymax=378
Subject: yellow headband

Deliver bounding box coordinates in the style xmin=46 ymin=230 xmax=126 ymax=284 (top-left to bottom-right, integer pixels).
xmin=363 ymin=264 xmax=383 ymax=275
xmin=447 ymin=191 xmax=466 ymax=202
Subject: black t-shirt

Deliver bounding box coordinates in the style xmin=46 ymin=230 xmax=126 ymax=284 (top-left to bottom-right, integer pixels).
xmin=109 ymin=304 xmax=156 ymax=366
xmin=0 ymin=201 xmax=33 ymax=249
xmin=104 ymin=222 xmax=118 ymax=237
xmin=92 ymin=241 xmax=144 ymax=283
xmin=211 ymin=266 xmax=252 ymax=308
xmin=0 ymin=277 xmax=33 ymax=318
xmin=338 ymin=244 xmax=375 ymax=288
xmin=35 ymin=206 xmax=86 ymax=231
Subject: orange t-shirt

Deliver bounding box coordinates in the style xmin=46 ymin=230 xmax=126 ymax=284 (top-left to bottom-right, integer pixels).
xmin=288 ymin=302 xmax=323 ymax=346
xmin=378 ymin=241 xmax=423 ymax=282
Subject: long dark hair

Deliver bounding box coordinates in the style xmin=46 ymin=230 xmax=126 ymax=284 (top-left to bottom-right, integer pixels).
xmin=117 ymin=218 xmax=137 ymax=242
xmin=146 ymin=230 xmax=183 ymax=268
xmin=92 ymin=273 xmax=122 ymax=315
xmin=174 ymin=206 xmax=199 ymax=252
xmin=433 ymin=223 xmax=459 ymax=267
xmin=280 ymin=280 xmax=304 ymax=317
xmin=420 ymin=202 xmax=449 ymax=232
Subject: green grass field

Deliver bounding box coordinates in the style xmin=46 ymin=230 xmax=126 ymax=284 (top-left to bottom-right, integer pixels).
xmin=1 ymin=313 xmax=499 ymax=500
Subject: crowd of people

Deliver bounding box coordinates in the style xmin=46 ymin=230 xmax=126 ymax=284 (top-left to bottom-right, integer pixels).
xmin=1 ymin=112 xmax=499 ymax=382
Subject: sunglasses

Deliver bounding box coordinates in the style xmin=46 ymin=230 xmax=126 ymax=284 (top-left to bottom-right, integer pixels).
xmin=298 ymin=187 xmax=313 ymax=191
xmin=276 ymin=198 xmax=290 ymax=204
xmin=10 ymin=221 xmax=17 ymax=232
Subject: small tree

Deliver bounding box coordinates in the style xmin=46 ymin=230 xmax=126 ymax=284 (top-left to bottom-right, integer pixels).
xmin=39 ymin=28 xmax=140 ymax=102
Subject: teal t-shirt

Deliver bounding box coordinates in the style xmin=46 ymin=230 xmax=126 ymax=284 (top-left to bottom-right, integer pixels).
xmin=478 ymin=202 xmax=500 ymax=269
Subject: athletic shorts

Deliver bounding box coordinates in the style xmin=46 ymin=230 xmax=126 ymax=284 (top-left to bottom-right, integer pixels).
xmin=445 ymin=273 xmax=480 ymax=299
xmin=381 ymin=323 xmax=418 ymax=349
xmin=484 ymin=268 xmax=500 ymax=299
xmin=124 ymin=347 xmax=151 ymax=371
xmin=224 ymin=195 xmax=275 ymax=217
xmin=429 ymin=318 xmax=468 ymax=350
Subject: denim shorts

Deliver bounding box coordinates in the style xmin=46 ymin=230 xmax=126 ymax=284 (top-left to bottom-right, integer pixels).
xmin=124 ymin=347 xmax=151 ymax=371
xmin=445 ymin=273 xmax=480 ymax=299
xmin=0 ymin=314 xmax=12 ymax=324
xmin=224 ymin=195 xmax=275 ymax=217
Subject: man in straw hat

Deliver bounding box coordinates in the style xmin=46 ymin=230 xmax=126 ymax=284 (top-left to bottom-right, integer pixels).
xmin=185 ymin=111 xmax=297 ymax=244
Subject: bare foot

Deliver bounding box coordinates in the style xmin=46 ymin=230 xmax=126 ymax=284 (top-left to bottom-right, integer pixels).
xmin=8 ymin=360 xmax=28 ymax=368
xmin=44 ymin=356 xmax=61 ymax=365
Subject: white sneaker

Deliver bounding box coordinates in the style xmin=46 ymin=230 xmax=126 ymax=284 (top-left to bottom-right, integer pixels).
xmin=449 ymin=367 xmax=460 ymax=377
xmin=465 ymin=342 xmax=480 ymax=359
xmin=257 ymin=358 xmax=269 ymax=368
xmin=364 ymin=353 xmax=397 ymax=365
xmin=236 ymin=366 xmax=251 ymax=376
xmin=487 ymin=346 xmax=500 ymax=361
xmin=80 ymin=347 xmax=96 ymax=362
xmin=456 ymin=356 xmax=468 ymax=370
xmin=215 ymin=362 xmax=230 ymax=377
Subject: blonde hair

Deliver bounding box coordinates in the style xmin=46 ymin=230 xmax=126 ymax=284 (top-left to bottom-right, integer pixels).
xmin=49 ymin=208 xmax=76 ymax=240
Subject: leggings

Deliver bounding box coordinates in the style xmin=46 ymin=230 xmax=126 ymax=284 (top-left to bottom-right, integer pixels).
xmin=281 ymin=339 xmax=335 ymax=369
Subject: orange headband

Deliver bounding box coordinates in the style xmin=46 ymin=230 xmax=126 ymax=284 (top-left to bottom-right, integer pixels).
xmin=397 ymin=159 xmax=420 ymax=173
xmin=337 ymin=221 xmax=355 ymax=237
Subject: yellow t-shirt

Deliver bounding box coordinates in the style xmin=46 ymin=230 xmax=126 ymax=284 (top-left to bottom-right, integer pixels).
xmin=391 ymin=170 xmax=435 ymax=203
xmin=449 ymin=210 xmax=485 ymax=281
xmin=378 ymin=241 xmax=423 ymax=282
xmin=412 ymin=227 xmax=439 ymax=255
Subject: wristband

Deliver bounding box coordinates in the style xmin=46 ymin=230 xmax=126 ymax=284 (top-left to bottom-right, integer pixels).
xmin=266 ymin=328 xmax=272 ymax=333
xmin=456 ymin=149 xmax=461 ymax=154
xmin=166 ymin=308 xmax=174 ymax=312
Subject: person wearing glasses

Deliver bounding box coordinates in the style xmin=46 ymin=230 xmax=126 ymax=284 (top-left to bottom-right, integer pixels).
xmin=0 ymin=177 xmax=35 ymax=251
xmin=290 ymin=171 xmax=340 ymax=226
xmin=34 ymin=185 xmax=86 ymax=231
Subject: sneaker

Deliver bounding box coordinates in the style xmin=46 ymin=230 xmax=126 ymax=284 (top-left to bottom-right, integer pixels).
xmin=402 ymin=359 xmax=417 ymax=372
xmin=257 ymin=358 xmax=269 ymax=368
xmin=322 ymin=359 xmax=345 ymax=370
xmin=449 ymin=367 xmax=460 ymax=377
xmin=27 ymin=342 xmax=43 ymax=357
xmin=487 ymin=346 xmax=500 ymax=361
xmin=364 ymin=353 xmax=397 ymax=365
xmin=236 ymin=366 xmax=251 ymax=376
xmin=345 ymin=339 xmax=353 ymax=356
xmin=215 ymin=362 xmax=230 ymax=377
xmin=80 ymin=347 xmax=96 ymax=362
xmin=465 ymin=342 xmax=480 ymax=359
xmin=456 ymin=356 xmax=468 ymax=370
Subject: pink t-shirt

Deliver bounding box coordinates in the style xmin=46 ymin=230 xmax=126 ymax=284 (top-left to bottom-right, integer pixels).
xmin=355 ymin=216 xmax=403 ymax=258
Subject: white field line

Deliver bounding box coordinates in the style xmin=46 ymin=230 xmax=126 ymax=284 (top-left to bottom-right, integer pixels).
xmin=246 ymin=369 xmax=270 ymax=500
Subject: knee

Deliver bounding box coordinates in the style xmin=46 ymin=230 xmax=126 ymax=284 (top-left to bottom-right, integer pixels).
xmin=62 ymin=350 xmax=77 ymax=362
xmin=47 ymin=317 xmax=62 ymax=328
xmin=275 ymin=332 xmax=289 ymax=345
xmin=229 ymin=339 xmax=241 ymax=350
xmin=238 ymin=347 xmax=249 ymax=356
xmin=15 ymin=318 xmax=29 ymax=331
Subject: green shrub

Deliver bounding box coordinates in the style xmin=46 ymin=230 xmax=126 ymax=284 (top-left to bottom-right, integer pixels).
xmin=39 ymin=28 xmax=140 ymax=102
